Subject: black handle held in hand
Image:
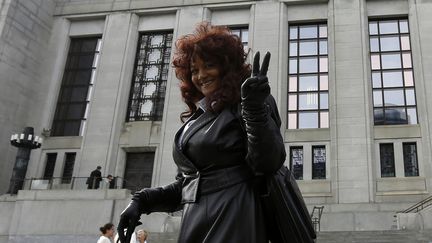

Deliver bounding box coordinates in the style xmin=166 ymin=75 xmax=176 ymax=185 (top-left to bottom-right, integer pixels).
xmin=241 ymin=51 xmax=271 ymax=106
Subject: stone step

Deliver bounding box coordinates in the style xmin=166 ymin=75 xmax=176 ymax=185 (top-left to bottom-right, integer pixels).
xmin=316 ymin=230 xmax=432 ymax=243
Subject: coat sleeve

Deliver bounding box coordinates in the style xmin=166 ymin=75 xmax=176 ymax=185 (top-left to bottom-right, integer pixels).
xmin=132 ymin=175 xmax=183 ymax=214
xmin=242 ymin=94 xmax=286 ymax=174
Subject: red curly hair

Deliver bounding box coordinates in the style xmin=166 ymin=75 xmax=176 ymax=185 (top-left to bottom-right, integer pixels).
xmin=173 ymin=22 xmax=251 ymax=122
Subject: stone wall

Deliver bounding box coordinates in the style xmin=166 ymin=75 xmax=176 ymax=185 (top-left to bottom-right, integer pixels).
xmin=0 ymin=0 xmax=55 ymax=194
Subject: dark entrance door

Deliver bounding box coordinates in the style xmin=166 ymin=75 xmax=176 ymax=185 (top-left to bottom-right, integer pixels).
xmin=124 ymin=152 xmax=155 ymax=192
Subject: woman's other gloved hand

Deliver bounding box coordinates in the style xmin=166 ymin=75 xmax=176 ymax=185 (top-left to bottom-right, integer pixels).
xmin=117 ymin=200 xmax=142 ymax=243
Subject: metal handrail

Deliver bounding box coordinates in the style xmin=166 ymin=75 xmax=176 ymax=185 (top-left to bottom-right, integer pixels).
xmin=398 ymin=195 xmax=432 ymax=213
xmin=18 ymin=176 xmax=142 ymax=192
xmin=310 ymin=206 xmax=324 ymax=232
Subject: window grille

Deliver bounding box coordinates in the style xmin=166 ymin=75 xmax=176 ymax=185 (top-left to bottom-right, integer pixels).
xmin=127 ymin=32 xmax=173 ymax=121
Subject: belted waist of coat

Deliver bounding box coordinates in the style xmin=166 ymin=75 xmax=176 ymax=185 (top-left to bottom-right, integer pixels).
xmin=180 ymin=164 xmax=254 ymax=204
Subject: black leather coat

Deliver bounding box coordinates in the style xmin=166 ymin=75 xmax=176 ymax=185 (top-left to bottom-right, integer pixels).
xmin=133 ymin=95 xmax=286 ymax=242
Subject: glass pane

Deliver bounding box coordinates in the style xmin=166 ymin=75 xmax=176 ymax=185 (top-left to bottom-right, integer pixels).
xmin=290 ymin=147 xmax=303 ymax=179
xmin=312 ymin=146 xmax=326 ymax=179
xmin=299 ymin=57 xmax=318 ymax=73
xmin=75 ymin=70 xmax=92 ymax=85
xmin=148 ymin=49 xmax=162 ymax=63
xmin=81 ymin=39 xmax=98 ymax=52
xmin=372 ymin=72 xmax=382 ymax=88
xmin=299 ymin=26 xmax=317 ymax=39
xmin=70 ymin=87 xmax=88 ymax=102
xmin=370 ymin=37 xmax=379 ymax=52
xmin=319 ymin=40 xmax=328 ymax=55
xmin=405 ymin=88 xmax=416 ymax=105
xmin=379 ymin=20 xmax=399 ymax=34
xmin=150 ymin=35 xmax=163 ymax=47
xmin=299 ymin=40 xmax=317 ymax=56
xmin=289 ymin=58 xmax=298 ymax=74
xmin=320 ymin=75 xmax=328 ymax=90
xmin=288 ymin=94 xmax=297 ymax=110
xmin=371 ymin=54 xmax=381 ymax=70
xmin=384 ymin=89 xmax=405 ymax=106
xmin=399 ymin=20 xmax=409 ymax=33
xmin=404 ymin=70 xmax=414 ymax=86
xmin=374 ymin=108 xmax=384 ymax=125
xmin=382 ymin=71 xmax=403 ymax=87
xmin=373 ymin=90 xmax=383 ymax=107
xmin=385 ymin=108 xmax=407 ymax=125
xmin=78 ymin=55 xmax=95 ymax=68
xmin=369 ymin=22 xmax=378 ymax=35
xmin=380 ymin=143 xmax=395 ymax=177
xmin=140 ymin=100 xmax=153 ymax=115
xmin=319 ymin=25 xmax=327 ymax=38
xmin=320 ymin=57 xmax=328 ymax=72
xmin=299 ymin=75 xmax=318 ymax=91
xmin=380 ymin=36 xmax=400 ymax=51
xmin=407 ymin=108 xmax=417 ymax=124
xmin=403 ymin=143 xmax=419 ymax=177
xmin=299 ymin=112 xmax=318 ymax=128
xmin=320 ymin=111 xmax=329 ymax=128
xmin=142 ymin=82 xmax=157 ymax=96
xmin=299 ymin=93 xmax=318 ymax=110
xmin=145 ymin=66 xmax=159 ymax=80
xmin=288 ymin=113 xmax=297 ymax=129
xmin=289 ymin=26 xmax=298 ymax=39
xmin=63 ymin=121 xmax=81 ymax=136
xmin=289 ymin=42 xmax=298 ymax=56
xmin=401 ymin=36 xmax=411 ymax=50
xmin=289 ymin=76 xmax=297 ymax=91
xmin=67 ymin=104 xmax=85 ymax=119
xmin=241 ymin=31 xmax=249 ymax=43
xmin=381 ymin=53 xmax=401 ymax=69
xmin=402 ymin=53 xmax=412 ymax=68
xmin=320 ymin=93 xmax=328 ymax=109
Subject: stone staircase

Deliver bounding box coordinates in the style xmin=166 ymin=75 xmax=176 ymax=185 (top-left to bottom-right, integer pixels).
xmin=316 ymin=230 xmax=432 ymax=243
xmin=146 ymin=230 xmax=432 ymax=243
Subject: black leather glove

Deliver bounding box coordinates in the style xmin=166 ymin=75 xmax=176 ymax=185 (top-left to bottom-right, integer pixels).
xmin=241 ymin=51 xmax=271 ymax=123
xmin=117 ymin=200 xmax=142 ymax=243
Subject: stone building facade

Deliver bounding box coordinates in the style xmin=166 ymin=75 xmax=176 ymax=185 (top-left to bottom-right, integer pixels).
xmin=0 ymin=0 xmax=432 ymax=242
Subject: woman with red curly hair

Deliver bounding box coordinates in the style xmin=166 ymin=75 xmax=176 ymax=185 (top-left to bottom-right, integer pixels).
xmin=118 ymin=22 xmax=286 ymax=243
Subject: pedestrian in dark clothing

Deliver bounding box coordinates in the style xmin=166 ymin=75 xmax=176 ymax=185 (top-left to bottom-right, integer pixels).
xmin=87 ymin=166 xmax=102 ymax=189
xmin=107 ymin=174 xmax=116 ymax=189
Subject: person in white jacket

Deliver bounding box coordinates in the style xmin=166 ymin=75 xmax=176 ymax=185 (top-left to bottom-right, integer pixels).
xmin=97 ymin=223 xmax=115 ymax=243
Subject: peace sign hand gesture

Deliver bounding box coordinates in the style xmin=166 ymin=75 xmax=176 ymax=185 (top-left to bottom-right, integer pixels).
xmin=241 ymin=51 xmax=271 ymax=107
